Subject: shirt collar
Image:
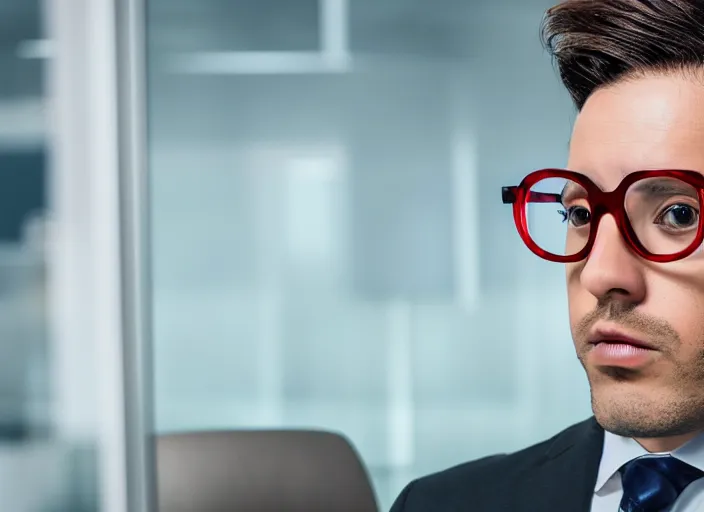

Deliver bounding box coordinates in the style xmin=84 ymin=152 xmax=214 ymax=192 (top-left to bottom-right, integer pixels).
xmin=595 ymin=430 xmax=704 ymax=493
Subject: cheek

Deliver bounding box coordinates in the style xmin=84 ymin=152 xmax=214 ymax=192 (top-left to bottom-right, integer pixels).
xmin=645 ymin=278 xmax=704 ymax=355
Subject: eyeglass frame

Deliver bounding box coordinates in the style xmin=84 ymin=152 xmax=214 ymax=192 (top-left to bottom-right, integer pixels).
xmin=501 ymin=168 xmax=704 ymax=263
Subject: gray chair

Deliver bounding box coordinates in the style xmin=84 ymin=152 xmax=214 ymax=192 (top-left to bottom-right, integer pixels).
xmin=157 ymin=430 xmax=379 ymax=512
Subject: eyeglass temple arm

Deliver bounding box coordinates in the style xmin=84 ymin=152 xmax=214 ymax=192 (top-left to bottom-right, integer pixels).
xmin=502 ymin=186 xmax=561 ymax=204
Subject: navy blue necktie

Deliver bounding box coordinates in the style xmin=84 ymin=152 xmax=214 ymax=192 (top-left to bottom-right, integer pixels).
xmin=619 ymin=456 xmax=704 ymax=512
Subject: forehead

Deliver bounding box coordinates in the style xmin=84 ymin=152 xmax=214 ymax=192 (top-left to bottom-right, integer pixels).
xmin=567 ymin=73 xmax=704 ymax=189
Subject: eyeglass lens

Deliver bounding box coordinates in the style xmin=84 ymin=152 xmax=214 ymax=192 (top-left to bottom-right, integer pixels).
xmin=525 ymin=176 xmax=701 ymax=258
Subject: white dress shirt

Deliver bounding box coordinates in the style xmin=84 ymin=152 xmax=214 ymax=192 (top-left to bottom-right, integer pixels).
xmin=592 ymin=431 xmax=704 ymax=511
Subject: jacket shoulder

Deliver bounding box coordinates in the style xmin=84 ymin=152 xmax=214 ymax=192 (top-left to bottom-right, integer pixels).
xmin=389 ymin=418 xmax=598 ymax=511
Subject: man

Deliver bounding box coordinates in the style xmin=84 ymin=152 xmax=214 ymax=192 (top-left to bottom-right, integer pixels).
xmin=390 ymin=1 xmax=704 ymax=511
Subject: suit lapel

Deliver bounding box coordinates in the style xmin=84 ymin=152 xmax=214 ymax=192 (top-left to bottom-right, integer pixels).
xmin=511 ymin=417 xmax=604 ymax=512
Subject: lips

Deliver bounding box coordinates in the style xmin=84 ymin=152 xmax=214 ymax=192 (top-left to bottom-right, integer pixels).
xmin=588 ymin=328 xmax=656 ymax=351
xmin=587 ymin=327 xmax=658 ymax=369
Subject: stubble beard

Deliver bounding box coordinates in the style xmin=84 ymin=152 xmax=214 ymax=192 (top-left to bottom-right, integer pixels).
xmin=581 ymin=357 xmax=704 ymax=439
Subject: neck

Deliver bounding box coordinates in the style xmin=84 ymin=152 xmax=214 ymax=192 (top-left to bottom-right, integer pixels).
xmin=635 ymin=431 xmax=701 ymax=453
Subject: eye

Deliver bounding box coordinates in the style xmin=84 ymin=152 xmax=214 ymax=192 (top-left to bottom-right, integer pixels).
xmin=657 ymin=203 xmax=699 ymax=230
xmin=558 ymin=206 xmax=591 ymax=227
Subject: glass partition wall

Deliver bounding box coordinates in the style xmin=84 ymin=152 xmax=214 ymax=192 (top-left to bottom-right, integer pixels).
xmin=146 ymin=0 xmax=591 ymax=509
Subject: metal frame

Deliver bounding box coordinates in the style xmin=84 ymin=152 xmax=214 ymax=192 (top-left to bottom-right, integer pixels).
xmin=116 ymin=0 xmax=156 ymax=511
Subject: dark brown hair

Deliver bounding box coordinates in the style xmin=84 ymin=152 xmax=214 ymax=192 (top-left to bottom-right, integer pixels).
xmin=541 ymin=0 xmax=704 ymax=110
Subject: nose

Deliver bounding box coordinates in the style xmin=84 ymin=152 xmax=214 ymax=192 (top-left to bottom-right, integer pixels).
xmin=579 ymin=214 xmax=647 ymax=304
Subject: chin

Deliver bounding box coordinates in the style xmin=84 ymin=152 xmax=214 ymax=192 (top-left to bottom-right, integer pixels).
xmin=590 ymin=380 xmax=704 ymax=438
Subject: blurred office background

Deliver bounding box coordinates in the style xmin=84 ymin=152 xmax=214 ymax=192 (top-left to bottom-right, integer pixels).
xmin=148 ymin=0 xmax=591 ymax=509
xmin=0 ymin=1 xmax=76 ymax=511
xmin=0 ymin=0 xmax=593 ymax=510
xmin=0 ymin=0 xmax=106 ymax=510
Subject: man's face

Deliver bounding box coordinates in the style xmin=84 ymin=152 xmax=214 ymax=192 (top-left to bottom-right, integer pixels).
xmin=567 ymin=73 xmax=704 ymax=443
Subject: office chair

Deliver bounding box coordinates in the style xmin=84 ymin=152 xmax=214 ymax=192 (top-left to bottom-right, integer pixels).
xmin=156 ymin=429 xmax=379 ymax=512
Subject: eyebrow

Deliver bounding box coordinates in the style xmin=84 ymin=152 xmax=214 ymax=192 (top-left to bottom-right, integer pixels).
xmin=629 ymin=179 xmax=698 ymax=199
xmin=561 ymin=181 xmax=585 ymax=203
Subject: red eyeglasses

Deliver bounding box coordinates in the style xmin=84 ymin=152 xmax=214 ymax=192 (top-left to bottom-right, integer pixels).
xmin=501 ymin=169 xmax=704 ymax=263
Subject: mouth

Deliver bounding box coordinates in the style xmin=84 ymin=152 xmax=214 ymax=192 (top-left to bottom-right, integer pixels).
xmin=586 ymin=327 xmax=658 ymax=369
xmin=588 ymin=330 xmax=656 ymax=350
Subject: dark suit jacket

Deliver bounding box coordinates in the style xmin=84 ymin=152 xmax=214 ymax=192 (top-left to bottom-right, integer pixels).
xmin=389 ymin=417 xmax=604 ymax=512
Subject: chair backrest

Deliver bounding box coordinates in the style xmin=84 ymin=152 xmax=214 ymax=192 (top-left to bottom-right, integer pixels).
xmin=156 ymin=429 xmax=379 ymax=512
